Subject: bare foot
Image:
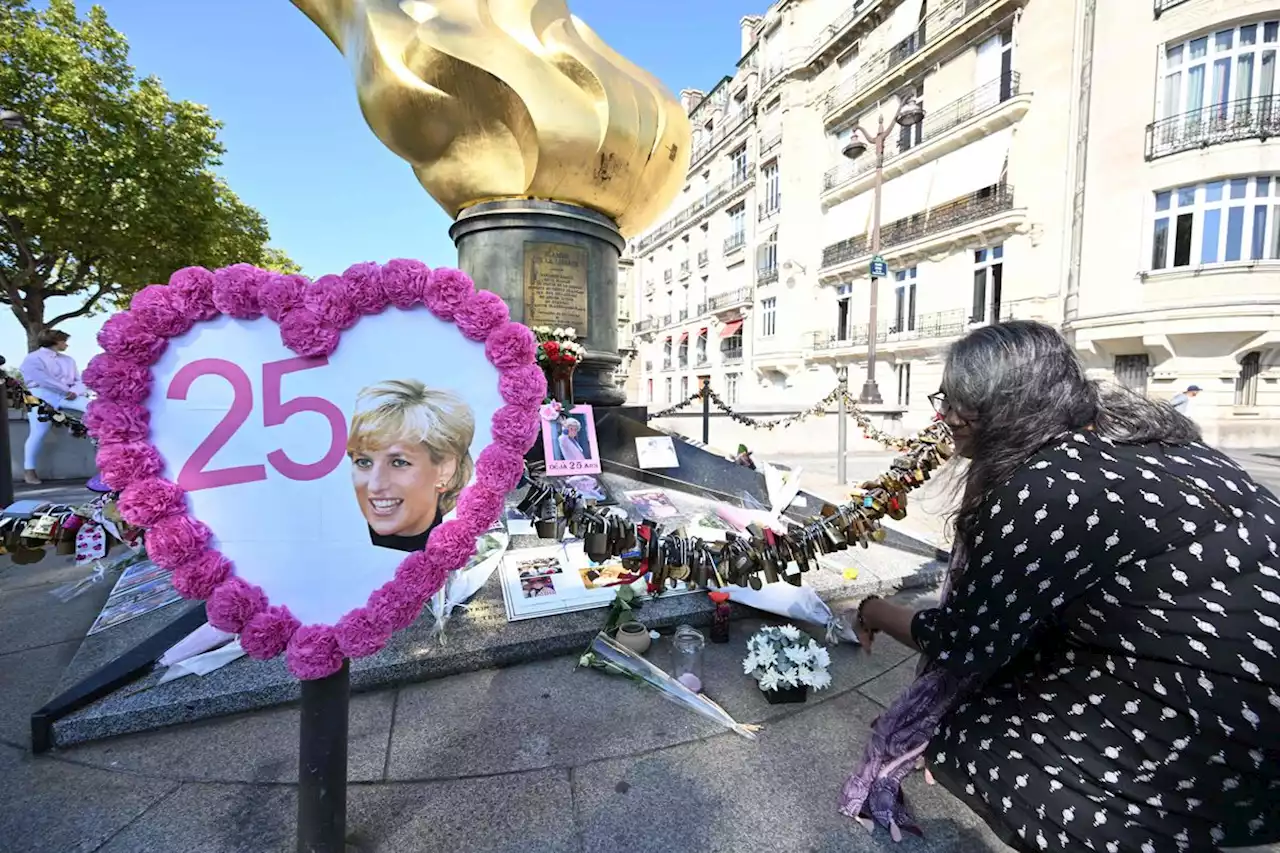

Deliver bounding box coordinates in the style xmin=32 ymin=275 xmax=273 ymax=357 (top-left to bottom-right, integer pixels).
xmin=23 ymin=470 xmax=41 ymax=485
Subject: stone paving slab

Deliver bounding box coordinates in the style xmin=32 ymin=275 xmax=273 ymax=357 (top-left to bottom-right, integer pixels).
xmin=0 ymin=639 xmax=81 ymax=747
xmin=385 ymin=621 xmax=915 ymax=782
xmin=0 ymin=570 xmax=114 ymax=656
xmin=0 ymin=743 xmax=177 ymax=853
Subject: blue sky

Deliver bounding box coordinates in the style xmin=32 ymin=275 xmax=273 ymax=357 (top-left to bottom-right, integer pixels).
xmin=6 ymin=0 xmax=757 ymax=366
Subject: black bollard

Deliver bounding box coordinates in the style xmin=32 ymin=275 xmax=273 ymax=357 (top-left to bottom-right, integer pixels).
xmin=700 ymin=378 xmax=710 ymax=445
xmin=297 ymin=660 xmax=351 ymax=853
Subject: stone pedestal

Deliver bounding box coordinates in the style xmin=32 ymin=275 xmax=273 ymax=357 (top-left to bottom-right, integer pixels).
xmin=450 ymin=199 xmax=626 ymax=407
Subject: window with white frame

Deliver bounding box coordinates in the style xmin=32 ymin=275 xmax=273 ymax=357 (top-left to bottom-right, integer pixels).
xmin=728 ymin=203 xmax=746 ymax=242
xmin=726 ymin=372 xmax=740 ymax=404
xmin=664 ymin=377 xmax=672 ymax=403
xmin=1150 ymin=175 xmax=1280 ymax=270
xmin=730 ymin=145 xmax=748 ymax=183
xmin=1159 ymin=20 xmax=1278 ymax=122
xmin=696 ymin=330 xmax=708 ymax=364
xmin=1237 ymin=351 xmax=1261 ymax=406
xmin=971 ymin=246 xmax=1004 ymax=324
xmin=761 ymin=297 xmax=778 ymax=337
xmin=763 ymin=161 xmax=781 ymax=213
xmin=836 ymin=283 xmax=852 ymax=341
xmin=893 ymin=267 xmax=918 ymax=333
xmin=663 ymin=337 xmax=672 ymax=368
xmin=680 ymin=375 xmax=689 ymax=400
xmin=896 ymin=362 xmax=911 ymax=407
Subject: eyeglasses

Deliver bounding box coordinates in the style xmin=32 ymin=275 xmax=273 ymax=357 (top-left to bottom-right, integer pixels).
xmin=928 ymin=391 xmax=950 ymax=416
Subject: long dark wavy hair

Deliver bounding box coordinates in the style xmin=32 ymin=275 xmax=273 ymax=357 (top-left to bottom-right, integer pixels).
xmin=943 ymin=321 xmax=1200 ymax=547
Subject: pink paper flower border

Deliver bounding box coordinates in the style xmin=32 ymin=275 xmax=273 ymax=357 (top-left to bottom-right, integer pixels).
xmin=84 ymin=261 xmax=545 ymax=680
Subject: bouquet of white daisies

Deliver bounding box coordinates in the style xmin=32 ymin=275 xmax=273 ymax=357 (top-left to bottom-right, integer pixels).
xmin=743 ymin=624 xmax=833 ymax=693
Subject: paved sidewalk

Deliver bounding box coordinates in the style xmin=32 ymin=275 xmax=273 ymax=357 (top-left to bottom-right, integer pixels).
xmin=0 ymin=550 xmax=1013 ymax=853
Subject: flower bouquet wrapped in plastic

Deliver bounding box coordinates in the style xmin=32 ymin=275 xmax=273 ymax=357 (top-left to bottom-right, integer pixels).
xmin=577 ymin=631 xmax=760 ymax=739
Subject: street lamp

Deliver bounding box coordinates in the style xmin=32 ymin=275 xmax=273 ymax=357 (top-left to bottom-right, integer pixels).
xmin=841 ymin=95 xmax=924 ymax=405
xmin=0 ymin=108 xmax=27 ymax=131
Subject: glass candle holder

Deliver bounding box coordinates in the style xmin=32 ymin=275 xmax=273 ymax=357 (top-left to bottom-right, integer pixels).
xmin=670 ymin=624 xmax=706 ymax=693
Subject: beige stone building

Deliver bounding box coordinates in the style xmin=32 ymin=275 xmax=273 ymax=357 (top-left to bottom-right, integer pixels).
xmin=1071 ymin=0 xmax=1280 ymax=448
xmin=628 ymin=0 xmax=1280 ymax=448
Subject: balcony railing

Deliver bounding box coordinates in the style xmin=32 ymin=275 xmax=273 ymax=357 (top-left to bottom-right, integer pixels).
xmin=691 ymin=108 xmax=753 ymax=165
xmin=758 ymin=201 xmax=780 ymax=221
xmin=820 ymin=184 xmax=1016 ymax=268
xmin=660 ymin=313 xmax=673 ymax=327
xmin=823 ymin=0 xmax=988 ymax=121
xmin=1145 ymin=96 xmax=1280 ymax=161
xmin=1153 ymin=0 xmax=1192 ymax=17
xmin=696 ymin=351 xmax=709 ymax=366
xmin=697 ymin=249 xmax=709 ymax=267
xmin=810 ymin=304 xmax=1027 ymax=350
xmin=724 ymin=232 xmax=747 ymax=254
xmin=757 ymin=265 xmax=779 ymax=285
xmin=632 ymin=168 xmax=754 ymax=253
xmin=662 ymin=359 xmax=673 ymax=371
xmin=632 ymin=319 xmax=654 ymax=334
xmin=823 ymin=72 xmax=1022 ymax=192
xmin=663 ymin=270 xmax=673 ymax=284
xmin=678 ymin=308 xmax=689 ymax=322
xmin=721 ymin=346 xmax=744 ymax=364
xmin=708 ymin=287 xmax=752 ymax=311
xmin=806 ymin=0 xmax=874 ymax=67
xmin=679 ymin=260 xmax=690 ymax=277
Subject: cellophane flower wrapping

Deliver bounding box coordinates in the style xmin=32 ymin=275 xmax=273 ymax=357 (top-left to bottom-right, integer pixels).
xmin=578 ymin=631 xmax=760 ymax=739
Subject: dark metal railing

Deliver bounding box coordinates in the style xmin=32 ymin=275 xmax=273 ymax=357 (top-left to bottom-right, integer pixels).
xmin=723 ymin=232 xmax=747 ymax=254
xmin=810 ymin=303 xmax=1028 ymax=349
xmin=1145 ymin=95 xmax=1280 ymax=160
xmin=721 ymin=346 xmax=744 ymax=363
xmin=662 ymin=359 xmax=673 ymax=370
xmin=696 ymin=352 xmax=709 ymax=366
xmin=823 ymin=0 xmax=987 ymax=118
xmin=821 ymin=184 xmax=1015 ymax=268
xmin=633 ymin=168 xmax=753 ymax=253
xmin=823 ymin=72 xmax=1022 ymax=192
xmin=679 ymin=260 xmax=690 ymax=275
xmin=758 ymin=201 xmax=780 ymax=221
xmin=1153 ymin=0 xmax=1192 ymax=17
xmin=708 ymin=287 xmax=752 ymax=311
xmin=660 ymin=313 xmax=673 ymax=327
xmin=757 ymin=266 xmax=779 ymax=285
xmin=697 ymin=250 xmax=709 ymax=267
xmin=678 ymin=309 xmax=689 ymax=321
xmin=632 ymin=318 xmax=654 ymax=334
xmin=691 ymin=109 xmax=752 ymax=165
xmin=663 ymin=270 xmax=673 ymax=283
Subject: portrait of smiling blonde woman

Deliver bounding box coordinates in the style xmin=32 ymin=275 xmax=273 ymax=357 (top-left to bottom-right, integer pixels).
xmin=347 ymin=380 xmax=475 ymax=553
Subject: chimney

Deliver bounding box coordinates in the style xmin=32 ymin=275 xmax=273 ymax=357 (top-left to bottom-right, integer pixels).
xmin=740 ymin=15 xmax=763 ymax=56
xmin=680 ymin=88 xmax=705 ymax=115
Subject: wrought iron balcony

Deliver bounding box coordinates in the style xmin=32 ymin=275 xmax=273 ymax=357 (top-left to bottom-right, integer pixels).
xmin=662 ymin=359 xmax=673 ymax=371
xmin=805 ymin=0 xmax=875 ymax=68
xmin=632 ymin=168 xmax=754 ymax=254
xmin=660 ymin=313 xmax=673 ymax=327
xmin=809 ymin=304 xmax=1026 ymax=350
xmin=663 ymin=269 xmax=673 ymax=283
xmin=723 ymin=232 xmax=747 ymax=254
xmin=820 ymin=184 xmax=1016 ymax=269
xmin=696 ymin=353 xmax=709 ymax=367
xmin=679 ymin=260 xmax=690 ymax=277
xmin=697 ymin=249 xmax=709 ymax=267
xmin=757 ymin=265 xmax=779 ymax=286
xmin=823 ymin=0 xmax=987 ymax=122
xmin=707 ymin=287 xmax=752 ymax=311
xmin=691 ymin=108 xmax=753 ymax=166
xmin=1153 ymin=0 xmax=1192 ymax=17
xmin=1145 ymin=96 xmax=1280 ymax=161
xmin=721 ymin=346 xmax=744 ymax=364
xmin=823 ymin=72 xmax=1022 ymax=192
xmin=678 ymin=308 xmax=689 ymax=321
xmin=632 ymin=318 xmax=654 ymax=334
xmin=758 ymin=201 xmax=780 ymax=221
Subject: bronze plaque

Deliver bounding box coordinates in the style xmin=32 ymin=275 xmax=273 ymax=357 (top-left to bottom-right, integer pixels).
xmin=523 ymin=242 xmax=589 ymax=334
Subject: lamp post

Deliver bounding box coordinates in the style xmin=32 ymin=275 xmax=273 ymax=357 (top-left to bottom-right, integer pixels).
xmin=0 ymin=108 xmax=24 ymax=508
xmin=840 ymin=96 xmax=924 ymax=405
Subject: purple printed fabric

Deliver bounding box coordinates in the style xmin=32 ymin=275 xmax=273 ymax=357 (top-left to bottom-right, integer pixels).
xmin=838 ymin=545 xmax=970 ymax=839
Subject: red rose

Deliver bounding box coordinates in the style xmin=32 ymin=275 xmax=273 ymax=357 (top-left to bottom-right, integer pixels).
xmin=543 ymin=340 xmax=560 ymax=356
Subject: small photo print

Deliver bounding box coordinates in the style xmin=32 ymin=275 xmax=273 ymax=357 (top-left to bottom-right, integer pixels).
xmin=578 ymin=564 xmax=640 ymax=590
xmin=543 ymin=405 xmax=602 ymax=476
xmin=515 ymin=555 xmax=563 ymax=579
xmin=520 ymin=575 xmax=558 ymax=598
xmin=623 ymin=489 xmax=682 ymax=520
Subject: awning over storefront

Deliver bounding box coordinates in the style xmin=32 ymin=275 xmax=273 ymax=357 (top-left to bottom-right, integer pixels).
xmin=720 ymin=319 xmax=744 ymax=338
xmin=699 ymin=327 xmax=709 ymax=336
xmin=678 ymin=331 xmax=689 ymax=342
xmin=925 ymin=127 xmax=1013 ymax=210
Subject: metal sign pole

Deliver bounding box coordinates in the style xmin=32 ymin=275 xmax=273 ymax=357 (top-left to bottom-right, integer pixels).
xmin=297 ymin=661 xmax=352 ymax=853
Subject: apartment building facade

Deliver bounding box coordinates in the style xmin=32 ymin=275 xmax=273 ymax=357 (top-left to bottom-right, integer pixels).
xmin=627 ymin=0 xmax=1279 ymax=447
xmin=1070 ymin=0 xmax=1280 ymax=447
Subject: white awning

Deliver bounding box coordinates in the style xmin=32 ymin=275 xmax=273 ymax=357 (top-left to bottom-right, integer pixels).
xmin=825 ymin=192 xmax=873 ymax=242
xmin=887 ymin=0 xmax=926 ymax=44
xmin=877 ymin=159 xmax=937 ymax=225
xmin=925 ymin=128 xmax=1013 ymax=211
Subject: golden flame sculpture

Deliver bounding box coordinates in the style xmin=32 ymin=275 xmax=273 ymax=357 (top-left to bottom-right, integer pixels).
xmin=290 ymin=0 xmax=692 ymax=236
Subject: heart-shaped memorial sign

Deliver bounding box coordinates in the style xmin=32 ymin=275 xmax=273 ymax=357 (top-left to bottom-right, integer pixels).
xmin=81 ymin=261 xmax=545 ymax=678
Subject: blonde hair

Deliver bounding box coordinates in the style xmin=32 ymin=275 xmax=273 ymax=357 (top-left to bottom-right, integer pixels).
xmin=347 ymin=380 xmax=475 ymax=514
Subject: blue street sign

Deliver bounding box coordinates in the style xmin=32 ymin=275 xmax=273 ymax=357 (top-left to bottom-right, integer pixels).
xmin=869 ymin=255 xmax=888 ymax=278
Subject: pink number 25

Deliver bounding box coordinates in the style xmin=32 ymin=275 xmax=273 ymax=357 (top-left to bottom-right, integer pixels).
xmin=166 ymin=357 xmax=348 ymax=492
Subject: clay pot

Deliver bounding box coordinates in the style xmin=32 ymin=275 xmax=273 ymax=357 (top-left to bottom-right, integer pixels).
xmin=614 ymin=621 xmax=651 ymax=655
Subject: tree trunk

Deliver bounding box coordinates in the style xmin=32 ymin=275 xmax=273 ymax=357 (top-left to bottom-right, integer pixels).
xmin=25 ymin=323 xmax=44 ymax=353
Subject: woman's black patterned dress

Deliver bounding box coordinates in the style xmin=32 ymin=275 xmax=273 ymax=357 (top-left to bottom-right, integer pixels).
xmin=913 ymin=432 xmax=1280 ymax=852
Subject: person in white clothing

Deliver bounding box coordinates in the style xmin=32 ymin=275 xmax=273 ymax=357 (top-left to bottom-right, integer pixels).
xmin=18 ymin=329 xmax=88 ymax=484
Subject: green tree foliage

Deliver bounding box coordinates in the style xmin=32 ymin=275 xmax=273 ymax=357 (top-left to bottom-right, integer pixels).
xmin=0 ymin=0 xmax=297 ymax=349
